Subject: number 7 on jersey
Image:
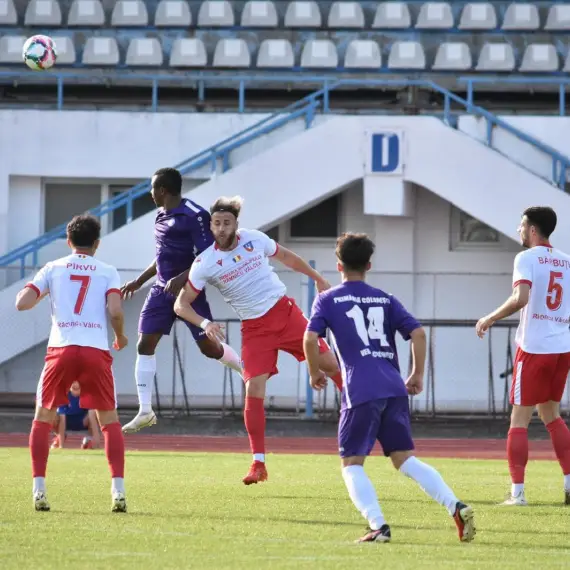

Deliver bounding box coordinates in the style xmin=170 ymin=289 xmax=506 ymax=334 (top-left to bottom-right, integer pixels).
xmin=70 ymin=275 xmax=91 ymax=315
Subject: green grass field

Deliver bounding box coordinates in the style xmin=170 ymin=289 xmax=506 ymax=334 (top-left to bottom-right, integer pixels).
xmin=0 ymin=448 xmax=568 ymax=569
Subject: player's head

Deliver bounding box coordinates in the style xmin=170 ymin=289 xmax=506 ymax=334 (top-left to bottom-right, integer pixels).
xmin=210 ymin=196 xmax=243 ymax=250
xmin=335 ymin=232 xmax=375 ymax=279
xmin=69 ymin=381 xmax=81 ymax=397
xmin=66 ymin=215 xmax=101 ymax=253
xmin=518 ymin=206 xmax=557 ymax=248
xmin=151 ymin=167 xmax=182 ymax=207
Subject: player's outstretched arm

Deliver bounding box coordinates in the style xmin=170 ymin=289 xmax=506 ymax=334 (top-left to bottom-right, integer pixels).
xmin=121 ymin=259 xmax=157 ymax=299
xmin=406 ymin=327 xmax=426 ymax=395
xmin=303 ymin=331 xmax=327 ymax=390
xmin=272 ymin=246 xmax=331 ymax=292
xmin=15 ymin=287 xmax=48 ymax=311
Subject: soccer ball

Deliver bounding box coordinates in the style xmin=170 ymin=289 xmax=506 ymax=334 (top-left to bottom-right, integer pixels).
xmin=22 ymin=35 xmax=57 ymax=71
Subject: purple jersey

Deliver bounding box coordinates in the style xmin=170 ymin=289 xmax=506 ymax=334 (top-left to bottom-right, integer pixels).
xmin=307 ymin=281 xmax=421 ymax=409
xmin=154 ymin=199 xmax=213 ymax=286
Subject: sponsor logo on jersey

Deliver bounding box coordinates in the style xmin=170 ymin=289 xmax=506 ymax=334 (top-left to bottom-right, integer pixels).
xmin=243 ymin=241 xmax=254 ymax=252
xmin=216 ymin=259 xmax=223 ymax=266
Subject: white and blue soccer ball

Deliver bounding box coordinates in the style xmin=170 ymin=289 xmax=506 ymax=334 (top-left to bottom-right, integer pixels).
xmin=22 ymin=35 xmax=57 ymax=71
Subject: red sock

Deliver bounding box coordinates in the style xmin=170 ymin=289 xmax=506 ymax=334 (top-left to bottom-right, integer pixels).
xmin=101 ymin=422 xmax=125 ymax=478
xmin=330 ymin=372 xmax=343 ymax=391
xmin=244 ymin=396 xmax=265 ymax=457
xmin=29 ymin=420 xmax=52 ymax=478
xmin=546 ymin=418 xmax=570 ymax=475
xmin=507 ymin=427 xmax=528 ymax=484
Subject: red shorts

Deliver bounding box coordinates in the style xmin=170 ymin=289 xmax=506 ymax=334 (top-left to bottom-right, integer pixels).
xmin=510 ymin=347 xmax=570 ymax=406
xmin=241 ymin=296 xmax=329 ymax=382
xmin=36 ymin=346 xmax=117 ymax=411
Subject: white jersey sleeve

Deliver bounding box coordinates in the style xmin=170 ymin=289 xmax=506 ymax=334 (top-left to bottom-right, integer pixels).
xmin=246 ymin=229 xmax=279 ymax=257
xmin=513 ymin=252 xmax=533 ymax=288
xmin=26 ymin=263 xmax=52 ymax=297
xmin=106 ymin=267 xmax=121 ymax=295
xmin=188 ymin=257 xmax=210 ymax=292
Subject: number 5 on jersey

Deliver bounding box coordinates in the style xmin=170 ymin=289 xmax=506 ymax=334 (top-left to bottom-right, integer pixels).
xmin=547 ymin=271 xmax=563 ymax=311
xmin=70 ymin=275 xmax=91 ymax=315
xmin=346 ymin=305 xmax=389 ymax=347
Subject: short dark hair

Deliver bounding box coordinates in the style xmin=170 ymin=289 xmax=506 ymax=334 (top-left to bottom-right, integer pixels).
xmin=153 ymin=167 xmax=182 ymax=196
xmin=335 ymin=232 xmax=375 ymax=272
xmin=66 ymin=215 xmax=101 ymax=248
xmin=523 ymin=206 xmax=557 ymax=238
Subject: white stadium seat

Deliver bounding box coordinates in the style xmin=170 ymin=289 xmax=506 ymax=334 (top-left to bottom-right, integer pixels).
xmin=111 ymin=0 xmax=148 ymax=26
xmin=564 ymin=52 xmax=570 ymax=72
xmin=67 ymin=0 xmax=105 ymax=26
xmin=284 ymin=1 xmax=322 ymax=28
xmin=502 ymin=3 xmax=539 ymax=31
xmin=241 ymin=1 xmax=278 ymax=27
xmin=198 ymin=0 xmax=234 ymax=27
xmin=82 ymin=37 xmax=120 ymax=65
xmin=372 ymin=2 xmax=411 ymax=29
xmin=52 ymin=36 xmax=76 ymax=64
xmin=0 ymin=35 xmax=25 ymax=63
xmin=476 ymin=42 xmax=515 ymax=71
xmin=343 ymin=40 xmax=381 ymax=69
xmin=519 ymin=44 xmax=559 ymax=72
xmin=459 ymin=2 xmax=497 ymax=30
xmin=388 ymin=41 xmax=426 ymax=69
xmin=545 ymin=5 xmax=570 ymax=31
xmin=300 ymin=39 xmax=338 ymax=68
xmin=169 ymin=38 xmax=207 ymax=67
xmin=213 ymin=38 xmax=251 ymax=68
xmin=256 ymin=39 xmax=294 ymax=68
xmin=0 ymin=0 xmax=17 ymax=25
xmin=328 ymin=1 xmax=365 ymax=29
xmin=432 ymin=42 xmax=472 ymax=70
xmin=25 ymin=0 xmax=62 ymax=26
xmin=126 ymin=38 xmax=163 ymax=66
xmin=155 ymin=0 xmax=192 ymax=27
xmin=416 ymin=2 xmax=454 ymax=29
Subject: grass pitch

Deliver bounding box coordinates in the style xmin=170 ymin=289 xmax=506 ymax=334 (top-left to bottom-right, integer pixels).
xmin=0 ymin=448 xmax=568 ymax=569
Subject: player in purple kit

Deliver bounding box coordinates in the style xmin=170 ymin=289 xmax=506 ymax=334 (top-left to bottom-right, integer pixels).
xmin=121 ymin=168 xmax=242 ymax=433
xmin=303 ymin=232 xmax=476 ymax=544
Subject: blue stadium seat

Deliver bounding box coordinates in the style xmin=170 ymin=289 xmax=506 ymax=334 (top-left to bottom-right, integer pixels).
xmin=52 ymin=36 xmax=76 ymax=64
xmin=155 ymin=0 xmax=192 ymax=27
xmin=545 ymin=5 xmax=570 ymax=31
xmin=476 ymin=42 xmax=515 ymax=71
xmin=198 ymin=0 xmax=235 ymax=27
xmin=0 ymin=0 xmax=17 ymax=25
xmin=300 ymin=39 xmax=338 ymax=68
xmin=416 ymin=2 xmax=454 ymax=30
xmin=519 ymin=44 xmax=558 ymax=72
xmin=459 ymin=2 xmax=497 ymax=30
xmin=126 ymin=38 xmax=163 ymax=66
xmin=169 ymin=38 xmax=207 ymax=67
xmin=433 ymin=42 xmax=472 ymax=70
xmin=256 ymin=39 xmax=295 ymax=68
xmin=388 ymin=40 xmax=426 ymax=69
xmin=328 ymin=1 xmax=364 ymax=29
xmin=67 ymin=0 xmax=105 ymax=26
xmin=213 ymin=38 xmax=250 ymax=68
xmin=25 ymin=0 xmax=62 ymax=26
xmin=82 ymin=37 xmax=120 ymax=66
xmin=111 ymin=0 xmax=148 ymax=27
xmin=502 ymin=3 xmax=539 ymax=31
xmin=284 ymin=1 xmax=322 ymax=28
xmin=241 ymin=1 xmax=278 ymax=27
xmin=343 ymin=39 xmax=381 ymax=69
xmin=0 ymin=34 xmax=25 ymax=63
xmin=373 ymin=2 xmax=411 ymax=29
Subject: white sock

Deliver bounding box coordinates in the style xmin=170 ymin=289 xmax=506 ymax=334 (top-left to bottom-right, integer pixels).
xmin=342 ymin=465 xmax=386 ymax=530
xmin=112 ymin=477 xmax=125 ymax=495
xmin=253 ymin=453 xmax=265 ymax=463
xmin=33 ymin=477 xmax=46 ymax=494
xmin=218 ymin=343 xmax=242 ymax=375
xmin=512 ymin=483 xmax=525 ymax=496
xmin=400 ymin=456 xmax=459 ymax=516
xmin=135 ymin=354 xmax=156 ymax=413
xmin=564 ymin=475 xmax=570 ymax=491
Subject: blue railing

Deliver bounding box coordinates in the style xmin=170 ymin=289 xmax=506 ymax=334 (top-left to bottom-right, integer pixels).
xmin=1 ymin=77 xmax=570 ymax=277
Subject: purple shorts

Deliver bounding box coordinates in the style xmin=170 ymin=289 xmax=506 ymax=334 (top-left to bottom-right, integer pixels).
xmin=338 ymin=397 xmax=414 ymax=458
xmin=139 ymin=284 xmax=213 ymax=342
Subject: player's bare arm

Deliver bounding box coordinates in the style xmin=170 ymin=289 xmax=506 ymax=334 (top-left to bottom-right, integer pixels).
xmin=406 ymin=327 xmax=427 ymax=395
xmin=121 ymin=259 xmax=157 ymax=299
xmin=107 ymin=291 xmax=128 ymax=350
xmin=272 ymin=246 xmax=331 ymax=292
xmin=164 ymin=268 xmax=190 ymax=297
xmin=303 ymin=331 xmax=327 ymax=390
xmin=476 ymin=283 xmax=530 ymax=339
xmin=15 ymin=287 xmax=49 ymax=311
xmin=174 ymin=283 xmax=225 ymax=343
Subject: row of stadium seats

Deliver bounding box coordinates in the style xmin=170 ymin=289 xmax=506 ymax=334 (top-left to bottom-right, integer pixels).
xmin=3 ymin=0 xmax=570 ymax=30
xmin=3 ymin=34 xmax=570 ymax=72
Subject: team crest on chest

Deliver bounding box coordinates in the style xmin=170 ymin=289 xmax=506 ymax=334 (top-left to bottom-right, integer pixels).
xmin=216 ymin=259 xmax=223 ymax=266
xmin=243 ymin=241 xmax=254 ymax=253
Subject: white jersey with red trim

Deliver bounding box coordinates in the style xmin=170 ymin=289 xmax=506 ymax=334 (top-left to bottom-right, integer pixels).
xmin=188 ymin=228 xmax=286 ymax=320
xmin=513 ymin=245 xmax=570 ymax=354
xmin=26 ymin=253 xmax=121 ymax=350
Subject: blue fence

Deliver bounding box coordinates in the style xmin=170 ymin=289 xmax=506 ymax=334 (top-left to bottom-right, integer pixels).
xmin=1 ymin=76 xmax=570 ymax=276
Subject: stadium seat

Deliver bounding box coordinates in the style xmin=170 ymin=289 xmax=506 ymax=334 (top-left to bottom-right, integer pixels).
xmin=256 ymin=39 xmax=294 ymax=68
xmin=475 ymin=42 xmax=515 ymax=71
xmin=67 ymin=0 xmax=105 ymax=26
xmin=432 ymin=42 xmax=471 ymax=70
xmin=111 ymin=0 xmax=148 ymax=26
xmin=388 ymin=41 xmax=426 ymax=69
xmin=0 ymin=35 xmax=25 ymax=63
xmin=155 ymin=0 xmax=192 ymax=27
xmin=169 ymin=38 xmax=207 ymax=67
xmin=300 ymin=39 xmax=338 ymax=68
xmin=502 ymin=3 xmax=539 ymax=31
xmin=284 ymin=1 xmax=321 ymax=28
xmin=328 ymin=1 xmax=364 ymax=29
xmin=545 ymin=5 xmax=570 ymax=31
xmin=343 ymin=39 xmax=381 ymax=69
xmin=458 ymin=2 xmax=497 ymax=30
xmin=372 ymin=2 xmax=411 ymax=29
xmin=0 ymin=0 xmax=17 ymax=25
xmin=241 ymin=0 xmax=278 ymax=27
xmin=24 ymin=0 xmax=62 ymax=26
xmin=198 ymin=0 xmax=234 ymax=27
xmin=416 ymin=2 xmax=454 ymax=29
xmin=82 ymin=37 xmax=120 ymax=65
xmin=126 ymin=38 xmax=163 ymax=66
xmin=519 ymin=44 xmax=558 ymax=72
xmin=563 ymin=52 xmax=570 ymax=72
xmin=213 ymin=38 xmax=250 ymax=68
xmin=52 ymin=36 xmax=76 ymax=64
